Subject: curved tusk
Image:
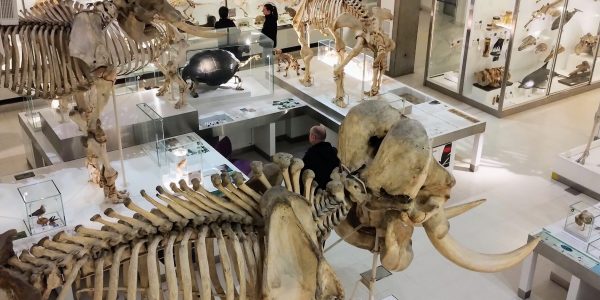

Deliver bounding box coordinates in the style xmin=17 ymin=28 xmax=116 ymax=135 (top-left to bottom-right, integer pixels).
xmin=425 ymin=230 xmax=541 ymax=273
xmin=174 ymin=21 xmax=226 ymax=38
xmin=445 ymin=199 xmax=486 ymax=219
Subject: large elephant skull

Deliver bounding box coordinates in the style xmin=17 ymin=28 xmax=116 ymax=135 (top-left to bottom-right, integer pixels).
xmin=335 ymin=101 xmax=540 ymax=272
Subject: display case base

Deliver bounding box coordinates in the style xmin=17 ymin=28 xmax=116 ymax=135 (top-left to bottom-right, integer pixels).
xmin=553 ymin=139 xmax=600 ymax=201
xmin=39 ymin=90 xmax=199 ymax=161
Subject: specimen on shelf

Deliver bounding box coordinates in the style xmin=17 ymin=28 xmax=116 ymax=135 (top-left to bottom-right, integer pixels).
xmin=474 ymin=67 xmax=509 ymax=88
xmin=0 ymin=101 xmax=539 ymax=300
xmin=577 ymin=102 xmax=600 ymax=165
xmin=567 ymin=61 xmax=591 ymax=78
xmin=575 ymin=210 xmax=594 ymax=231
xmin=524 ymin=0 xmax=563 ymax=29
xmin=0 ymin=0 xmax=221 ymax=203
xmin=28 ymin=205 xmax=45 ymax=218
xmin=535 ymin=43 xmax=548 ymax=54
xmin=182 ymin=49 xmax=260 ymax=97
xmin=491 ymin=38 xmax=505 ymax=61
xmin=519 ymin=62 xmax=551 ymax=89
xmin=518 ymin=35 xmax=537 ymax=51
xmin=275 ymin=48 xmax=303 ymax=77
xmin=293 ymin=1 xmax=396 ymax=107
xmin=551 ymin=8 xmax=580 ymax=30
xmin=169 ymin=0 xmax=205 ymax=22
xmin=544 ymin=45 xmax=565 ymax=62
xmin=483 ymin=37 xmax=491 ymax=57
xmin=575 ymin=33 xmax=599 ymax=56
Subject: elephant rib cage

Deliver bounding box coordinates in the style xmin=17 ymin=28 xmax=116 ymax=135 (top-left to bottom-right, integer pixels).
xmin=0 ymin=0 xmax=169 ymax=100
xmin=299 ymin=0 xmax=373 ymax=29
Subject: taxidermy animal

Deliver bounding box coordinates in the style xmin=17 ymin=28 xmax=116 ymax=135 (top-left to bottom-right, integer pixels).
xmin=519 ymin=62 xmax=551 ymax=89
xmin=182 ymin=49 xmax=260 ymax=97
xmin=293 ymin=1 xmax=396 ymax=107
xmin=0 ymin=0 xmax=221 ymax=203
xmin=275 ymin=48 xmax=303 ymax=77
xmin=0 ymin=101 xmax=539 ymax=300
xmin=551 ymin=8 xmax=580 ymax=30
xmin=545 ymin=45 xmax=565 ymax=62
xmin=577 ymin=102 xmax=600 ymax=165
xmin=28 ymin=205 xmax=45 ymax=218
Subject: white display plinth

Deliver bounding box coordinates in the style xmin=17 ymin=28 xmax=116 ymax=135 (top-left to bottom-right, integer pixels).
xmin=553 ymin=139 xmax=600 ymax=199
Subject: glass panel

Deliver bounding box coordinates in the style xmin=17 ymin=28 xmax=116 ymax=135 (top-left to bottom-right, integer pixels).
xmin=504 ymin=0 xmax=566 ymax=109
xmin=550 ymin=0 xmax=600 ymax=93
xmin=426 ymin=0 xmax=469 ymax=93
xmin=461 ymin=1 xmax=515 ymax=109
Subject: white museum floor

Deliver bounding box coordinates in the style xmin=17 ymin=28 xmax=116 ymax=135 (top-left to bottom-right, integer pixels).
xmin=0 ymin=10 xmax=598 ymax=300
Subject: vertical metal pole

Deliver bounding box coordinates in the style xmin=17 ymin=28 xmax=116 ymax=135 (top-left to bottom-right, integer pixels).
xmin=587 ymin=16 xmax=600 ymax=85
xmin=423 ymin=0 xmax=437 ymax=85
xmin=458 ymin=0 xmax=477 ymax=95
xmin=498 ymin=0 xmax=521 ymax=113
xmin=547 ymin=0 xmax=569 ymax=95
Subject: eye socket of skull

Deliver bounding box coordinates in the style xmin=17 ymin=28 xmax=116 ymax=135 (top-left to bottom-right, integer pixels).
xmin=362 ymin=118 xmax=431 ymax=201
xmin=338 ymin=101 xmax=402 ymax=171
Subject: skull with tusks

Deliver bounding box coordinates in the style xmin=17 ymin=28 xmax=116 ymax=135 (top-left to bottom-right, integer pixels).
xmin=334 ymin=101 xmax=540 ymax=272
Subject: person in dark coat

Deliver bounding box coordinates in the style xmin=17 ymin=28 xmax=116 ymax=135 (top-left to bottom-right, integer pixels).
xmin=302 ymin=125 xmax=340 ymax=190
xmin=261 ymin=4 xmax=278 ymax=48
xmin=215 ymin=6 xmax=236 ymax=29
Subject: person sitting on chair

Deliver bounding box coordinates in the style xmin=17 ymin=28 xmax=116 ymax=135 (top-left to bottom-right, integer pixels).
xmin=302 ymin=125 xmax=340 ymax=190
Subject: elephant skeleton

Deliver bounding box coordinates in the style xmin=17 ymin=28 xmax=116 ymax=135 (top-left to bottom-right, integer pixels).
xmin=0 ymin=0 xmax=219 ymax=203
xmin=0 ymin=102 xmax=540 ymax=299
xmin=292 ymin=0 xmax=395 ymax=107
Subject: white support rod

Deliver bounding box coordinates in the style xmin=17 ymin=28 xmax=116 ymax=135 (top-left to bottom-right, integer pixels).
xmin=368 ymin=231 xmax=380 ymax=300
xmin=111 ymin=86 xmax=127 ymax=187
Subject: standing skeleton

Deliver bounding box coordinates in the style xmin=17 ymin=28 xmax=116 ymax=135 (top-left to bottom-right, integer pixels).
xmin=0 ymin=102 xmax=539 ymax=300
xmin=0 ymin=0 xmax=219 ymax=202
xmin=292 ymin=0 xmax=395 ymax=107
xmin=577 ymin=102 xmax=600 ymax=165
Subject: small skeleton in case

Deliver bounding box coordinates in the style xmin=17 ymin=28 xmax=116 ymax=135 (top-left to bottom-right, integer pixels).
xmin=274 ymin=49 xmax=302 ymax=77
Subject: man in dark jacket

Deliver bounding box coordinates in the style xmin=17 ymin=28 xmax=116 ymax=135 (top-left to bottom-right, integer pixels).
xmin=214 ymin=6 xmax=236 ymax=29
xmin=302 ymin=125 xmax=340 ymax=190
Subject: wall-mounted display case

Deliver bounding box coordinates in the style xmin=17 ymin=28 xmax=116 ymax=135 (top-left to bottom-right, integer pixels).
xmin=425 ymin=0 xmax=600 ymax=117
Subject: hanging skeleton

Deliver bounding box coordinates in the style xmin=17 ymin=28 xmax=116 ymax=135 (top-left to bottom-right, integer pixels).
xmin=0 ymin=101 xmax=540 ymax=300
xmin=0 ymin=0 xmax=221 ymax=203
xmin=292 ymin=0 xmax=395 ymax=107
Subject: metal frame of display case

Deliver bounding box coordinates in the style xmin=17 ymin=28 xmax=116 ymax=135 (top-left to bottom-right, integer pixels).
xmin=424 ymin=0 xmax=600 ymax=117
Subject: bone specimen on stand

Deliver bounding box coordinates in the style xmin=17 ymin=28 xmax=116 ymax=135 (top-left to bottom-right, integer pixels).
xmin=545 ymin=45 xmax=565 ymax=62
xmin=474 ymin=67 xmax=509 ymax=88
xmin=568 ymin=60 xmax=590 ymax=78
xmin=518 ymin=35 xmax=537 ymax=51
xmin=575 ymin=33 xmax=598 ymax=56
xmin=293 ymin=0 xmax=396 ymax=107
xmin=535 ymin=43 xmax=548 ymax=54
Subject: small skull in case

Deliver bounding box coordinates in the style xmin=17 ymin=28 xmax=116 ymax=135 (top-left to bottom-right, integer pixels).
xmin=575 ymin=210 xmax=594 ymax=231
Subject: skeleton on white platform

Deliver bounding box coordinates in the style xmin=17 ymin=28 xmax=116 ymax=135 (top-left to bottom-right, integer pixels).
xmin=577 ymin=102 xmax=600 ymax=165
xmin=292 ymin=0 xmax=395 ymax=107
xmin=0 ymin=0 xmax=220 ymax=202
xmin=0 ymin=102 xmax=540 ymax=300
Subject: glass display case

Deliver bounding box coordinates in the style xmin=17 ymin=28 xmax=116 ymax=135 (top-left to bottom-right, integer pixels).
xmin=587 ymin=236 xmax=600 ymax=259
xmin=425 ymin=0 xmax=600 ymax=117
xmin=564 ymin=201 xmax=600 ymax=241
xmin=317 ymin=39 xmax=374 ymax=100
xmin=18 ymin=180 xmax=65 ymax=235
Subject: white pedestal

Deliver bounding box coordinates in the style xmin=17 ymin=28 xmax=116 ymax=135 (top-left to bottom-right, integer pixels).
xmin=553 ymin=139 xmax=600 ymax=200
